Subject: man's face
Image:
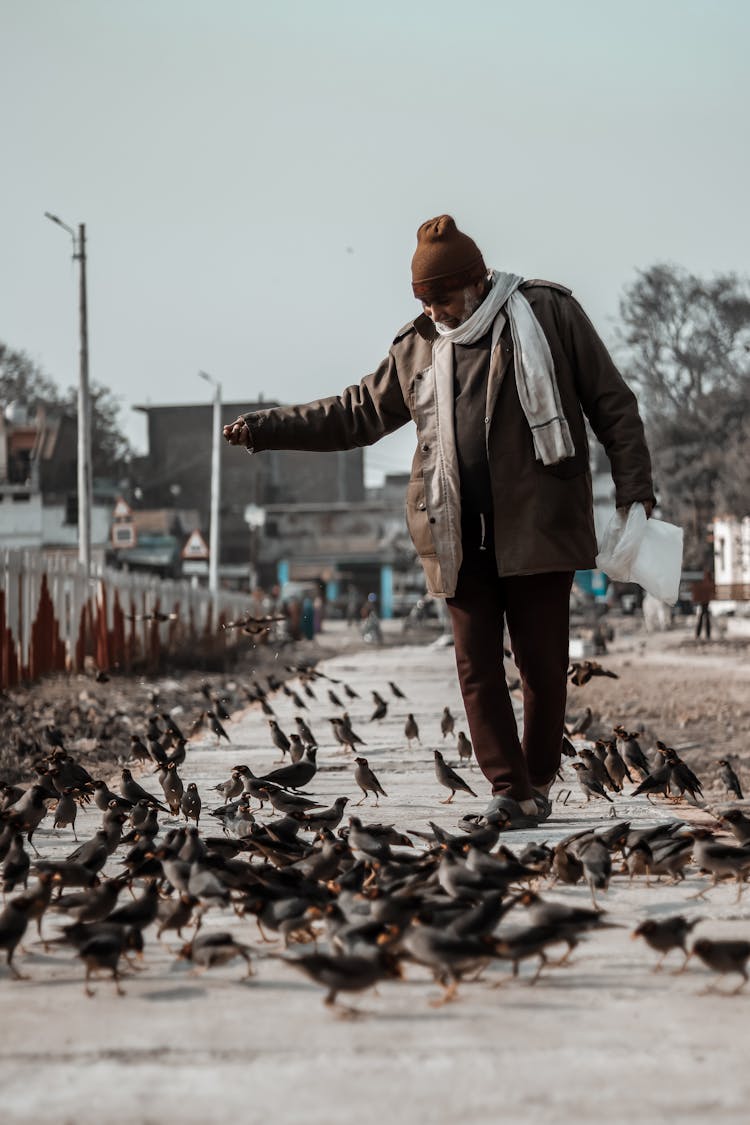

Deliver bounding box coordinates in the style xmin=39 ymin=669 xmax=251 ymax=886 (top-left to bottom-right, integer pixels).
xmin=420 ymin=278 xmax=487 ymax=330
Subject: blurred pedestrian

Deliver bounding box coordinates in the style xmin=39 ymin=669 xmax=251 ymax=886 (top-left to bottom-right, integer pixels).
xmin=691 ymin=569 xmax=714 ymax=641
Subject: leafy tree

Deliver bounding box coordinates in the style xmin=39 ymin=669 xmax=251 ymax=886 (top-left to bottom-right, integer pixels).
xmin=616 ymin=265 xmax=750 ymax=564
xmin=0 ymin=341 xmax=132 ymax=481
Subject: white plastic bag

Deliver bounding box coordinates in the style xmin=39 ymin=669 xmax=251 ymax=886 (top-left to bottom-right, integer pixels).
xmin=596 ymin=504 xmax=683 ymax=605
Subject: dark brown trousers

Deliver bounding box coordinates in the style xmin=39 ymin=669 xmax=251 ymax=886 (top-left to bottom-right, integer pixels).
xmin=446 ymin=552 xmax=573 ymax=801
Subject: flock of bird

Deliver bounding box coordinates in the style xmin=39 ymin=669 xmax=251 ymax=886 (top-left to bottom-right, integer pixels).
xmin=0 ymin=653 xmax=749 ymax=1015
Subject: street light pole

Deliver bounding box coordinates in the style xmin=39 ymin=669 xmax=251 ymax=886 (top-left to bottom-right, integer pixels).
xmin=198 ymin=371 xmax=221 ymax=595
xmin=44 ymin=212 xmax=92 ymax=575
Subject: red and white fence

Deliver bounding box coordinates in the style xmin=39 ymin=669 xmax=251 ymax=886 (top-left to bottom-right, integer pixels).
xmin=0 ymin=550 xmax=255 ymax=688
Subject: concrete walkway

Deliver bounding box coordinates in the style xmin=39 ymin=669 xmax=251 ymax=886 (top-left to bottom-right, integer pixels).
xmin=1 ymin=636 xmax=749 ymax=1124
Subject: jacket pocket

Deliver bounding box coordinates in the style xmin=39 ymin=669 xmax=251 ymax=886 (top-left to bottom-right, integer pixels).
xmin=405 ymin=480 xmax=437 ymax=557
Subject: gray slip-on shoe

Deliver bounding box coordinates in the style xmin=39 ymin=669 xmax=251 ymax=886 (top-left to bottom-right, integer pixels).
xmin=532 ymin=792 xmax=553 ymax=822
xmin=482 ymin=794 xmax=541 ymax=830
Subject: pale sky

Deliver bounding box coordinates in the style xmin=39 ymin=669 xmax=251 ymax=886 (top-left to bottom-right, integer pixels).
xmin=2 ymin=0 xmax=748 ymax=485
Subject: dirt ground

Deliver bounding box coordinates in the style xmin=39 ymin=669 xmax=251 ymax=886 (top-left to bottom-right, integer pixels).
xmin=562 ymin=617 xmax=750 ymax=791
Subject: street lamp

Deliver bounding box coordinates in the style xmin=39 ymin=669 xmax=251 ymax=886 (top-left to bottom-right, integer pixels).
xmin=198 ymin=370 xmax=221 ymax=595
xmin=44 ymin=212 xmax=92 ymax=574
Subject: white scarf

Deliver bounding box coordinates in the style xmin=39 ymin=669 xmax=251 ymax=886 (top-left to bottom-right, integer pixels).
xmin=433 ymin=269 xmax=575 ymax=465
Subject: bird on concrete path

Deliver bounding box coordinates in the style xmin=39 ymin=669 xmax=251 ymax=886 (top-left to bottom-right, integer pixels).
xmin=180 ymin=783 xmax=202 ymax=827
xmin=159 ymin=762 xmax=185 ymax=816
xmin=78 ymin=927 xmax=142 ymax=997
xmin=328 ymin=688 xmax=344 ymax=708
xmin=370 ymin=696 xmax=388 ymax=722
xmin=3 ymin=834 xmax=30 ymax=894
xmin=632 ymin=915 xmax=702 ymax=971
xmin=353 ymin=757 xmax=387 ymax=806
xmin=688 ymin=937 xmax=750 ymax=994
xmin=179 ymin=930 xmax=254 ymax=979
xmin=53 ymin=789 xmax=79 ymax=840
xmin=259 ymin=787 xmax=322 ymax=817
xmin=207 ymin=711 xmax=231 ymax=743
xmin=343 ymin=683 xmax=360 ymax=700
xmin=287 ymin=734 xmax=306 ymax=763
xmin=296 ymin=796 xmax=350 ymax=833
xmin=0 ymin=896 xmax=35 ymax=979
xmin=262 ymin=748 xmax=318 ymax=791
xmin=456 ymin=732 xmax=473 ymax=768
xmin=719 ymin=808 xmax=750 ymax=846
xmin=294 ymin=716 xmax=318 ymax=749
xmin=576 ymin=837 xmax=612 ymax=910
xmin=441 ymin=707 xmax=455 ymax=739
xmin=567 ymin=762 xmax=613 ymax=804
xmin=388 ymin=681 xmax=407 ymax=700
xmin=106 ymin=881 xmax=160 ymax=930
xmin=578 ymin=748 xmax=619 ymax=793
xmin=268 ymin=720 xmax=291 ymax=761
xmin=631 ymin=762 xmax=672 ymax=803
xmin=717 ymin=759 xmax=743 ymax=801
xmin=566 ymin=707 xmax=593 ymax=737
xmin=614 ymin=727 xmax=651 ymax=779
xmin=120 ymin=769 xmax=168 ymax=813
xmin=404 ymin=714 xmax=421 ymax=747
xmin=602 ymin=740 xmax=633 ymax=788
xmin=285 ymin=950 xmax=401 ymax=1015
xmin=433 ymin=750 xmax=478 ymax=804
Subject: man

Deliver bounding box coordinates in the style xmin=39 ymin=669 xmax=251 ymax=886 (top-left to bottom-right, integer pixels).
xmin=225 ymin=215 xmax=654 ymax=827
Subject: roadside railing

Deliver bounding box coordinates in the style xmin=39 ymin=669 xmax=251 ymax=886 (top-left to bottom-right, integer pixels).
xmin=0 ymin=549 xmax=256 ymax=688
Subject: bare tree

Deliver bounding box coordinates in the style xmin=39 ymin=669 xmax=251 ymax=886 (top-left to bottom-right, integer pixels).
xmin=617 ymin=265 xmax=750 ymax=563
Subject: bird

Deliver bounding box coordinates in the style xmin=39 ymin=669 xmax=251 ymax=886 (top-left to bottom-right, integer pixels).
xmin=119 ymin=769 xmax=168 ymax=812
xmin=566 ymin=707 xmax=593 ymax=737
xmin=286 ymin=950 xmax=401 ymax=1014
xmin=456 ymin=731 xmax=473 ymax=767
xmin=388 ymin=681 xmax=407 ymax=700
xmin=353 ymin=758 xmax=387 ymax=806
xmin=261 ymin=748 xmax=318 ymax=791
xmin=370 ymin=697 xmax=388 ymax=722
xmin=568 ymin=762 xmax=613 ymax=804
xmin=78 ymin=928 xmax=141 ymax=997
xmin=689 ymin=937 xmax=750 ymax=994
xmin=180 ymin=783 xmax=202 ymax=827
xmin=268 ymin=720 xmax=291 ymax=761
xmin=0 ymin=896 xmax=34 ymax=979
xmin=179 ymin=931 xmax=253 ymax=978
xmin=632 ymin=915 xmax=702 ymax=971
xmin=614 ymin=727 xmax=651 ymax=779
xmin=440 ymin=707 xmax=455 ymax=739
xmin=568 ymin=661 xmax=618 ymax=686
xmin=717 ymin=759 xmax=743 ymax=801
xmin=404 ymin=714 xmax=421 ymax=746
xmin=719 ymin=808 xmax=750 ymax=847
xmin=433 ymin=750 xmax=478 ymax=804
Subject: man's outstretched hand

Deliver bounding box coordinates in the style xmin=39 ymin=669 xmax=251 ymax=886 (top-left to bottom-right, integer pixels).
xmin=224 ymin=417 xmax=250 ymax=446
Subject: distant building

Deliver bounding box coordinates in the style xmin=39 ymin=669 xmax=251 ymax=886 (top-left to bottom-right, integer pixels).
xmin=0 ymin=402 xmax=111 ymax=557
xmin=713 ymin=516 xmax=750 ymax=600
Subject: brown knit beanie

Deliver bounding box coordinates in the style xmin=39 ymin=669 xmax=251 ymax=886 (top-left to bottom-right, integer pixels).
xmin=411 ymin=215 xmax=486 ymax=299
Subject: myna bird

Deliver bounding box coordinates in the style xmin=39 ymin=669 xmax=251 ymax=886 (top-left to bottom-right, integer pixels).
xmin=296 ymin=796 xmax=350 ymax=833
xmin=441 ymin=707 xmax=455 ymax=739
xmin=2 ymin=834 xmax=30 ymax=894
xmin=566 ymin=706 xmax=593 ymax=737
xmin=119 ymin=769 xmax=168 ymax=813
xmin=353 ymin=758 xmax=387 ymax=806
xmin=180 ymin=783 xmax=202 ymax=827
xmin=456 ymin=732 xmax=473 ymax=767
xmin=404 ymin=714 xmax=421 ymax=747
xmin=433 ymin=750 xmax=478 ymax=804
xmin=567 ymin=762 xmax=613 ymax=804
xmin=294 ymin=716 xmax=318 ymax=749
xmin=287 ymin=734 xmax=306 ymax=763
xmin=388 ymin=681 xmax=407 ymax=700
xmin=179 ymin=930 xmax=253 ymax=978
xmin=106 ymin=880 xmax=160 ymax=929
xmin=718 ymin=759 xmax=743 ymax=801
xmin=78 ymin=927 xmax=142 ymax=997
xmin=402 ymin=922 xmax=493 ymax=1004
xmin=261 ymin=748 xmax=318 ymax=791
xmin=268 ymin=720 xmax=291 ymax=761
xmin=0 ymin=896 xmax=34 ymax=979
xmin=160 ymin=762 xmax=185 ymax=816
xmin=632 ymin=915 xmax=702 ymax=971
xmin=207 ymin=710 xmax=231 ymax=743
xmin=719 ymin=808 xmax=750 ymax=847
xmin=286 ymin=950 xmax=401 ymax=1014
xmin=689 ymin=937 xmax=750 ymax=994
xmin=370 ymin=697 xmax=388 ymax=722
xmin=614 ymin=727 xmax=651 ymax=779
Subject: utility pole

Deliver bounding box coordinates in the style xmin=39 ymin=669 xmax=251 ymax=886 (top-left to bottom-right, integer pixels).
xmin=45 ymin=213 xmax=92 ymax=575
xmin=199 ymin=371 xmax=221 ymax=595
